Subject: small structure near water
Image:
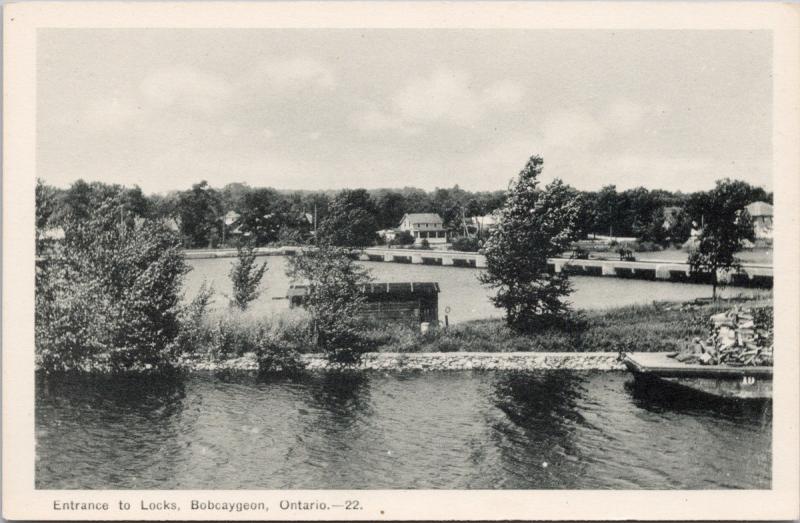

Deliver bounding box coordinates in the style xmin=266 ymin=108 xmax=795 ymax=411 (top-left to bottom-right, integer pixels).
xmin=287 ymin=281 xmax=440 ymax=325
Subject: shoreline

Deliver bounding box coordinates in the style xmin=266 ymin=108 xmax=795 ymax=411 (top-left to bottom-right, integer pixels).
xmin=184 ymin=351 xmax=626 ymax=372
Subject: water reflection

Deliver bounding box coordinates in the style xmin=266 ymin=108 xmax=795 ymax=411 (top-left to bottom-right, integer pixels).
xmin=36 ymin=371 xmax=771 ymax=489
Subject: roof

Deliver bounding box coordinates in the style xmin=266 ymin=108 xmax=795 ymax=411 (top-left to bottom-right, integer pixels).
xmin=401 ymin=213 xmax=444 ymax=225
xmin=288 ymin=282 xmax=440 ymax=298
xmin=745 ymin=201 xmax=773 ymax=217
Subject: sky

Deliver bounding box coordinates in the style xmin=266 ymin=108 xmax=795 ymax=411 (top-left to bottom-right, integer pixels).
xmin=37 ymin=29 xmax=773 ymax=195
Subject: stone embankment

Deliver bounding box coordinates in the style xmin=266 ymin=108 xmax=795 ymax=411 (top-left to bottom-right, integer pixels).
xmin=186 ymin=352 xmax=625 ymax=372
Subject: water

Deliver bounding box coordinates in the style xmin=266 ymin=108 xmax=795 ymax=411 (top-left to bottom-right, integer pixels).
xmin=184 ymin=257 xmax=766 ymax=323
xmin=36 ymin=371 xmax=771 ymax=489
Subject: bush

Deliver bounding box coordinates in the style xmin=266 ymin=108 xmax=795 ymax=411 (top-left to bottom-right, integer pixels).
xmin=419 ymin=238 xmax=430 ymax=249
xmin=35 ymin=211 xmax=189 ymax=372
xmin=451 ymin=236 xmax=481 ymax=252
xmin=633 ymin=241 xmax=663 ymax=253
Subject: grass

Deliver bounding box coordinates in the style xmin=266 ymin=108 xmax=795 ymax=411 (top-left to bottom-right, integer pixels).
xmin=359 ymin=294 xmax=773 ymax=354
xmin=178 ymin=294 xmax=773 ymax=371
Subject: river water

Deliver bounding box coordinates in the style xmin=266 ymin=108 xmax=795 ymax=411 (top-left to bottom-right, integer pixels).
xmin=184 ymin=257 xmax=766 ymax=323
xmin=36 ymin=371 xmax=771 ymax=489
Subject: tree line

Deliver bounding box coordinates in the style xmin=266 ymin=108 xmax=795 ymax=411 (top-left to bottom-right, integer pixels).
xmin=39 ymin=177 xmax=772 ymax=249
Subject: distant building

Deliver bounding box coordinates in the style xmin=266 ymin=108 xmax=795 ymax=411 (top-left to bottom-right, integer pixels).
xmin=745 ymin=201 xmax=773 ymax=239
xmin=398 ymin=213 xmax=447 ymax=245
xmin=377 ymin=228 xmax=401 ymax=242
xmin=469 ymin=212 xmax=500 ymax=234
xmin=287 ymin=281 xmax=440 ymax=325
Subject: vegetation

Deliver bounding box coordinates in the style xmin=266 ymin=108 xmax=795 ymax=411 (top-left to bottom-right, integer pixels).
xmin=450 ymin=236 xmax=481 ymax=252
xmin=228 ymin=243 xmax=268 ymax=310
xmin=358 ymin=297 xmax=772 ymax=354
xmin=286 ymin=244 xmax=373 ymax=363
xmin=480 ymin=156 xmax=585 ymax=332
xmin=688 ymin=179 xmax=756 ymax=299
xmin=36 ymin=199 xmax=189 ymax=372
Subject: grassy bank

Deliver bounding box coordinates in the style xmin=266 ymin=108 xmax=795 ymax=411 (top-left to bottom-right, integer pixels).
xmin=181 ymin=294 xmax=772 ymax=370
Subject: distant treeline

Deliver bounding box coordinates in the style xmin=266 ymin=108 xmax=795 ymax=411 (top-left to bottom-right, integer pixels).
xmin=37 ymin=178 xmax=773 ymax=248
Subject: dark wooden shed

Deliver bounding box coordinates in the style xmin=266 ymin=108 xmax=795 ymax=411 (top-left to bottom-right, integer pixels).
xmin=287 ymin=282 xmax=440 ymax=325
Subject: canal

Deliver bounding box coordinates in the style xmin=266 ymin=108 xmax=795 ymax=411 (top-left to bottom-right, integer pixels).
xmin=184 ymin=256 xmax=768 ymax=323
xmin=36 ymin=370 xmax=771 ymax=489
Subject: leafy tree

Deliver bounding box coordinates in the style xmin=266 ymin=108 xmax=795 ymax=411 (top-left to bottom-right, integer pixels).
xmin=228 ymin=243 xmax=268 ymax=310
xmin=688 ymin=178 xmax=756 ymax=299
xmin=479 ymin=156 xmax=584 ymax=332
xmin=237 ymin=187 xmax=285 ymax=245
xmin=375 ymin=191 xmax=408 ymax=229
xmin=176 ymin=181 xmax=223 ymax=248
xmin=286 ymin=244 xmax=372 ymax=363
xmin=317 ymin=189 xmax=379 ymax=247
xmin=35 ymin=205 xmax=189 ymax=372
xmin=36 ymin=179 xmax=57 ymax=256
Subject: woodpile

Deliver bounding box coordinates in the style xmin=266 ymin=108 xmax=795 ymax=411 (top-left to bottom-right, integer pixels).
xmin=672 ymin=306 xmax=773 ymax=366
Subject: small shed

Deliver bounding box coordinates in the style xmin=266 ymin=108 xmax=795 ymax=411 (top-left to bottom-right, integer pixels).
xmin=287 ymin=282 xmax=440 ymax=325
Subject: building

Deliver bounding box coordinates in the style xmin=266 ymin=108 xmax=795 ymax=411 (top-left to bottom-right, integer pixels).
xmin=398 ymin=213 xmax=447 ymax=245
xmin=287 ymin=282 xmax=440 ymax=325
xmin=376 ymin=228 xmax=401 ymax=243
xmin=745 ymin=201 xmax=773 ymax=239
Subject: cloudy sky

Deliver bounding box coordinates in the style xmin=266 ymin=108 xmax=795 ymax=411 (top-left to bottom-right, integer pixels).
xmin=37 ymin=29 xmax=772 ymax=194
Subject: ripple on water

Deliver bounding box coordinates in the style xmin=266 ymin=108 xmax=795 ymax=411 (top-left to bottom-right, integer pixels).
xmin=35 ymin=370 xmax=771 ymax=489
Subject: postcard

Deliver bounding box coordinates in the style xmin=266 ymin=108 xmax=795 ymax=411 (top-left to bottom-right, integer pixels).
xmin=3 ymin=2 xmax=799 ymax=520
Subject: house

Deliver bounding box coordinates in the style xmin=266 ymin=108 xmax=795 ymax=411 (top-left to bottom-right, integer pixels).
xmin=287 ymin=282 xmax=440 ymax=325
xmin=376 ymin=228 xmax=401 ymax=242
xmin=469 ymin=212 xmax=500 ymax=235
xmin=398 ymin=213 xmax=447 ymax=245
xmin=745 ymin=201 xmax=773 ymax=239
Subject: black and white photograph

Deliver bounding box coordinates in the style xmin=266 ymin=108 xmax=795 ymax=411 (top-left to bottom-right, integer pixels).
xmin=3 ymin=2 xmax=799 ymax=520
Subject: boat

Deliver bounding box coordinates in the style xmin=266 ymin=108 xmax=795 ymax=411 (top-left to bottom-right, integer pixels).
xmin=622 ymin=352 xmax=772 ymax=400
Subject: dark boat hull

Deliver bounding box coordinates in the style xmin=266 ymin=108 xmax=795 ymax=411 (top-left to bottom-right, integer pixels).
xmin=623 ymin=353 xmax=772 ymax=400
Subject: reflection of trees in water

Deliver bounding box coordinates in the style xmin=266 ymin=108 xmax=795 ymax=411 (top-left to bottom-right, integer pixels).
xmin=489 ymin=370 xmax=589 ymax=488
xmin=305 ymin=371 xmax=373 ymax=419
xmin=36 ymin=373 xmax=188 ymax=488
xmin=37 ymin=372 xmax=187 ymax=420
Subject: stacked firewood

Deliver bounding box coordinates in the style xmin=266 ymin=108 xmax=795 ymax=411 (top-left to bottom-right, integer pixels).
xmin=672 ymin=306 xmax=773 ymax=366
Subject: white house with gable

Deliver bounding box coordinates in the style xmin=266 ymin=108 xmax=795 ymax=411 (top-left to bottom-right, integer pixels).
xmin=398 ymin=213 xmax=448 ymax=245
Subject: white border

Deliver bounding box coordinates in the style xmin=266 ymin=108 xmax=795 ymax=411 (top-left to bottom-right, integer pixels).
xmin=4 ymin=2 xmax=799 ymax=520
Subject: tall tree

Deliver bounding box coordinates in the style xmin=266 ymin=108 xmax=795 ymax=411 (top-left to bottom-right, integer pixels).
xmin=176 ymin=181 xmax=223 ymax=248
xmin=688 ymin=178 xmax=756 ymax=299
xmin=237 ymin=187 xmax=285 ymax=245
xmin=228 ymin=243 xmax=268 ymax=310
xmin=479 ymin=156 xmax=584 ymax=332
xmin=286 ymin=244 xmax=372 ymax=363
xmin=317 ymin=189 xmax=379 ymax=247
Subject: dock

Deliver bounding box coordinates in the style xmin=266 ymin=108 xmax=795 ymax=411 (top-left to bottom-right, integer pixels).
xmin=182 ymin=246 xmax=773 ymax=287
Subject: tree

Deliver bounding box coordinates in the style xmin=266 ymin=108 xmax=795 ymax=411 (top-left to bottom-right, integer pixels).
xmin=479 ymin=156 xmax=584 ymax=332
xmin=237 ymin=187 xmax=285 ymax=245
xmin=286 ymin=244 xmax=372 ymax=363
xmin=317 ymin=189 xmax=379 ymax=247
xmin=176 ymin=181 xmax=223 ymax=248
xmin=375 ymin=191 xmax=408 ymax=229
xmin=228 ymin=243 xmax=268 ymax=310
xmin=688 ymin=179 xmax=755 ymax=299
xmin=36 ymin=205 xmax=189 ymax=372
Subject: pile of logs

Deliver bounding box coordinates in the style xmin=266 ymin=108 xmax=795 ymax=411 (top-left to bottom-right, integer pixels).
xmin=672 ymin=306 xmax=773 ymax=366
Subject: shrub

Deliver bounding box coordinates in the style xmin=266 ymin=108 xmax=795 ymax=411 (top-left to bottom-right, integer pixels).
xmin=35 ymin=211 xmax=189 ymax=372
xmin=419 ymin=238 xmax=430 ymax=249
xmin=451 ymin=236 xmax=481 ymax=252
